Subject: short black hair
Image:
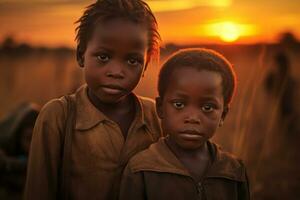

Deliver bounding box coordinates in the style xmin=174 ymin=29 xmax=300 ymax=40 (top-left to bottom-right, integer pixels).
xmin=75 ymin=0 xmax=160 ymax=66
xmin=158 ymin=48 xmax=237 ymax=106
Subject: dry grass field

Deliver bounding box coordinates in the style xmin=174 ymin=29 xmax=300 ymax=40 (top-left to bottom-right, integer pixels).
xmin=1 ymin=42 xmax=299 ymax=199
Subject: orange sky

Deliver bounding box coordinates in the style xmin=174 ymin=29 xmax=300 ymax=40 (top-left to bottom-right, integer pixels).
xmin=0 ymin=0 xmax=299 ymax=47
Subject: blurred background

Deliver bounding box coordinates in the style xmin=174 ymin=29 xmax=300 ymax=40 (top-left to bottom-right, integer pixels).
xmin=0 ymin=0 xmax=299 ymax=199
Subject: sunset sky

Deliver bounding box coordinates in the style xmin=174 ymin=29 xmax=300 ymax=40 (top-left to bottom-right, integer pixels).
xmin=0 ymin=0 xmax=299 ymax=47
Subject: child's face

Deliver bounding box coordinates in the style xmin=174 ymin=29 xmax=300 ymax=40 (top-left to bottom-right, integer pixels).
xmin=83 ymin=18 xmax=148 ymax=103
xmin=20 ymin=126 xmax=33 ymax=154
xmin=157 ymin=68 xmax=226 ymax=150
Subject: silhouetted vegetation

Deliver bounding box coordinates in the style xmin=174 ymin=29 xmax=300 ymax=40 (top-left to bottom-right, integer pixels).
xmin=0 ymin=36 xmax=74 ymax=56
xmin=278 ymin=31 xmax=300 ymax=50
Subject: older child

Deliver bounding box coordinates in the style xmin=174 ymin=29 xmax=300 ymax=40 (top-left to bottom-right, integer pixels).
xmin=120 ymin=48 xmax=250 ymax=200
xmin=24 ymin=0 xmax=161 ymax=199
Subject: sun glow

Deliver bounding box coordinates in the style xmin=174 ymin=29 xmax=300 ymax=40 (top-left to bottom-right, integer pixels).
xmin=218 ymin=22 xmax=240 ymax=42
xmin=201 ymin=21 xmax=257 ymax=43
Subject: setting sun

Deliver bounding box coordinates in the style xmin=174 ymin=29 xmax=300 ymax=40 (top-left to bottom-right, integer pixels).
xmin=200 ymin=21 xmax=257 ymax=43
xmin=218 ymin=22 xmax=240 ymax=42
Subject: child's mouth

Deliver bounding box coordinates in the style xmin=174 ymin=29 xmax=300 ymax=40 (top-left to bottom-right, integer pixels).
xmin=179 ymin=129 xmax=204 ymax=140
xmin=101 ymin=85 xmax=125 ymax=95
xmin=179 ymin=133 xmax=203 ymax=140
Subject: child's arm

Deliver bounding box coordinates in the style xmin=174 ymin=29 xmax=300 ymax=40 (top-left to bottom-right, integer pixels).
xmin=119 ymin=164 xmax=146 ymax=200
xmin=24 ymin=99 xmax=65 ymax=200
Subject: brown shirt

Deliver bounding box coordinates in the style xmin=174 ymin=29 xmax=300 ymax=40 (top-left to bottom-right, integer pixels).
xmin=24 ymin=85 xmax=162 ymax=200
xmin=120 ymin=138 xmax=250 ymax=200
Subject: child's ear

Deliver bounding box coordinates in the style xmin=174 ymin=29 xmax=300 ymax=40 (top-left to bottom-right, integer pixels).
xmin=219 ymin=106 xmax=229 ymax=127
xmin=76 ymin=46 xmax=84 ymax=68
xmin=155 ymin=97 xmax=163 ymax=119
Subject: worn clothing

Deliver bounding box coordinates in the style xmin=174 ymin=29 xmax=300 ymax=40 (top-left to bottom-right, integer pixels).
xmin=24 ymin=85 xmax=162 ymax=200
xmin=120 ymin=138 xmax=250 ymax=200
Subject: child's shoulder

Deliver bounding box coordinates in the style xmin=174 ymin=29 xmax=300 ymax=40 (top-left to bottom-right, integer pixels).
xmin=211 ymin=141 xmax=244 ymax=165
xmin=135 ymin=95 xmax=161 ymax=134
xmin=126 ymin=139 xmax=164 ymax=172
xmin=136 ymin=95 xmax=156 ymax=110
xmin=38 ymin=86 xmax=84 ymax=122
xmin=37 ymin=96 xmax=69 ymax=125
xmin=209 ymin=141 xmax=247 ymax=181
xmin=127 ymin=140 xmax=158 ymax=166
xmin=126 ymin=138 xmax=184 ymax=174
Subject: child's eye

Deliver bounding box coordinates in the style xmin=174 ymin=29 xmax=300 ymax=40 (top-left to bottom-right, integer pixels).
xmin=127 ymin=57 xmax=143 ymax=66
xmin=201 ymin=104 xmax=215 ymax=112
xmin=172 ymin=101 xmax=185 ymax=109
xmin=128 ymin=58 xmax=138 ymax=65
xmin=127 ymin=58 xmax=142 ymax=65
xmin=96 ymin=54 xmax=110 ymax=62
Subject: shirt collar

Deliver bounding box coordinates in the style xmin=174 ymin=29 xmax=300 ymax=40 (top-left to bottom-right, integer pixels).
xmin=74 ymin=85 xmax=148 ymax=131
xmin=130 ymin=138 xmax=190 ymax=176
xmin=130 ymin=138 xmax=246 ymax=182
xmin=206 ymin=141 xmax=246 ymax=181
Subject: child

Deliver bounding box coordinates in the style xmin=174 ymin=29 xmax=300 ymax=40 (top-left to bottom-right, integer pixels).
xmin=0 ymin=103 xmax=39 ymax=200
xmin=24 ymin=0 xmax=162 ymax=199
xmin=119 ymin=48 xmax=250 ymax=200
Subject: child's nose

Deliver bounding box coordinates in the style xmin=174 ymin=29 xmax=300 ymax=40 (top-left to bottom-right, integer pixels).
xmin=184 ymin=112 xmax=201 ymax=124
xmin=105 ymin=60 xmax=125 ymax=79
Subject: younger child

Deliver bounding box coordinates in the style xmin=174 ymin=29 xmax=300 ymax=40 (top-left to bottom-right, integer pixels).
xmin=120 ymin=48 xmax=250 ymax=200
xmin=24 ymin=0 xmax=161 ymax=199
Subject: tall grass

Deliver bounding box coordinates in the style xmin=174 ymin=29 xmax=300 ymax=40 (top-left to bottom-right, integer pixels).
xmin=0 ymin=44 xmax=299 ymax=199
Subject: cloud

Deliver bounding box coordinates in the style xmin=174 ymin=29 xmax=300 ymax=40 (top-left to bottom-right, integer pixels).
xmin=0 ymin=0 xmax=86 ymax=16
xmin=146 ymin=0 xmax=232 ymax=12
xmin=0 ymin=0 xmax=88 ymax=3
